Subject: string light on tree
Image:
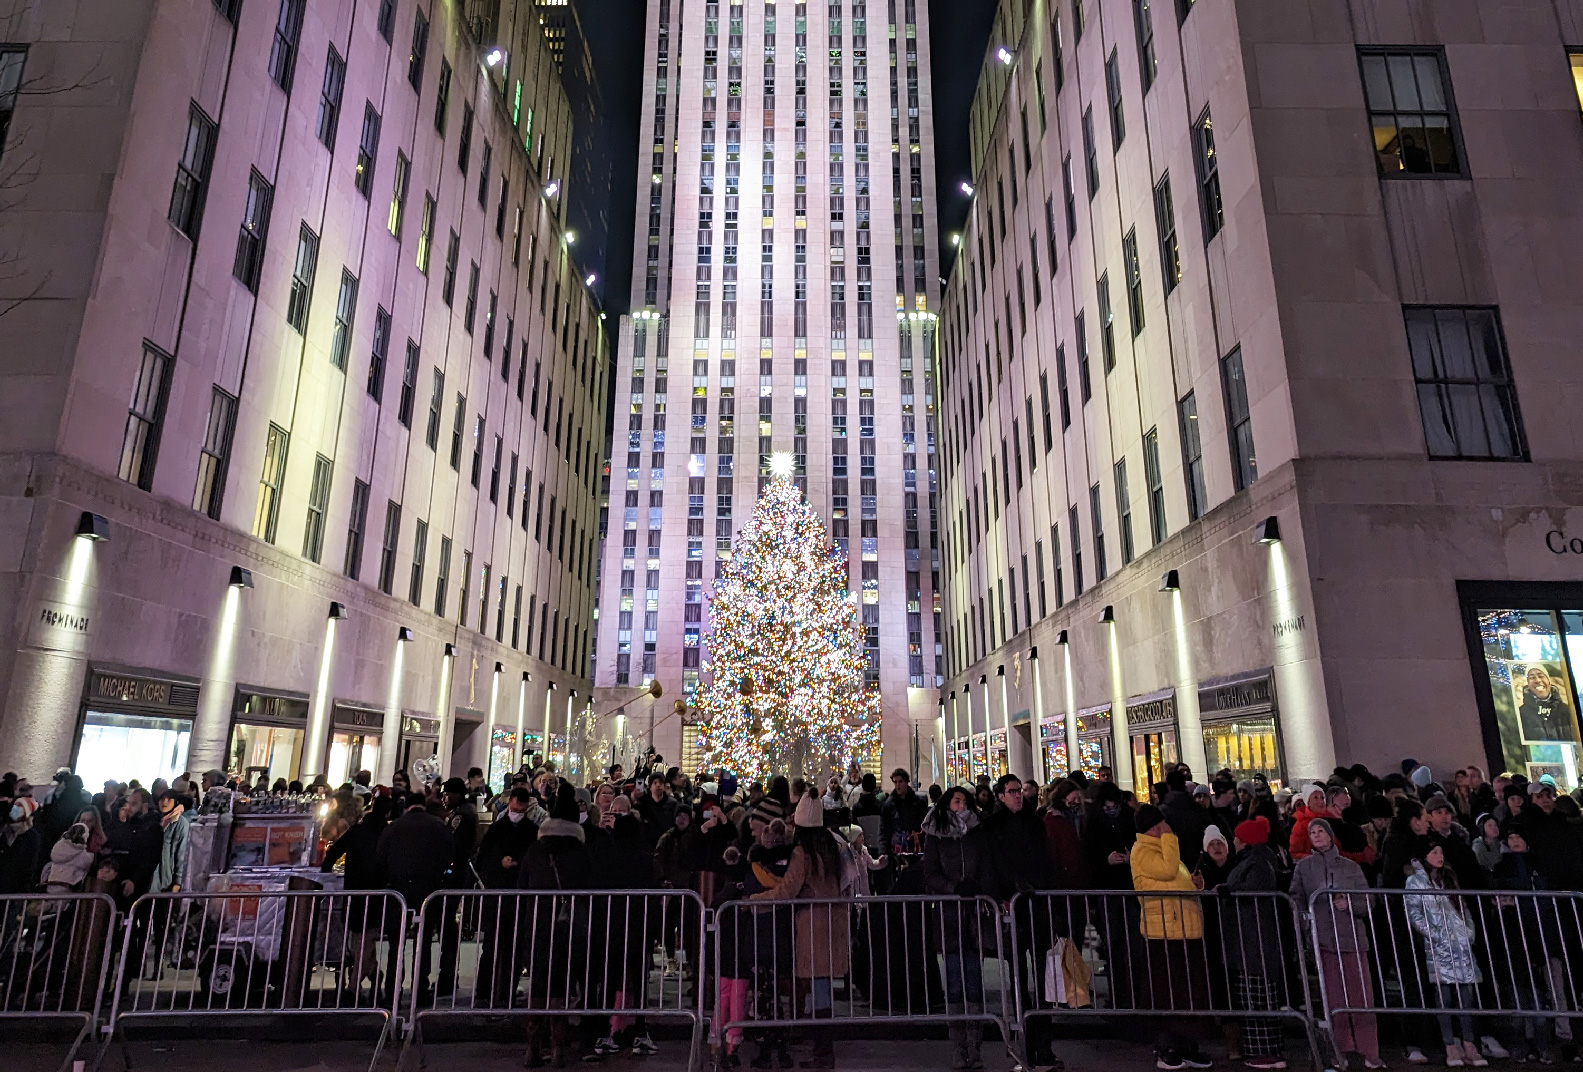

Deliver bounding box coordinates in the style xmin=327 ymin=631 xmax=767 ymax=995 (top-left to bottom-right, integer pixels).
xmin=696 ymin=454 xmax=880 ymax=778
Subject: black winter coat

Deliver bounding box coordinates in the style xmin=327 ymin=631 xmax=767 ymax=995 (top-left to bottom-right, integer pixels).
xmin=377 ymin=808 xmax=454 ymax=908
xmin=881 ymin=787 xmax=928 ymax=854
xmin=1081 ymin=806 xmax=1137 ymax=890
xmin=983 ymin=803 xmax=1059 ymax=895
xmin=475 ymin=811 xmax=538 ymax=888
xmin=921 ymin=807 xmax=1000 ymax=954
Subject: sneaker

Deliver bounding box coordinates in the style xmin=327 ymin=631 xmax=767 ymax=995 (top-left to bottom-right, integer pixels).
xmin=632 ymin=1035 xmax=659 ymax=1056
xmin=1363 ymin=1061 xmax=1389 ymax=1070
xmin=580 ymin=1054 xmax=602 ymax=1065
xmin=593 ymin=1038 xmax=621 ymax=1057
xmin=1158 ymin=1052 xmax=1187 ymax=1071
xmin=1181 ymin=1052 xmax=1213 ymax=1069
xmin=1482 ymin=1040 xmax=1511 ymax=1061
xmin=1408 ymin=1049 xmax=1429 ymax=1066
xmin=1245 ymin=1059 xmax=1286 ymax=1070
xmin=1447 ymin=1045 xmax=1465 ymax=1068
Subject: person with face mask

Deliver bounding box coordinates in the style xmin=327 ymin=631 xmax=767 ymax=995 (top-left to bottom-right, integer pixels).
xmin=103 ymin=788 xmax=161 ymax=907
xmin=476 ymin=787 xmax=539 ymax=889
xmin=1042 ymin=779 xmax=1091 ymax=890
xmin=0 ymin=788 xmax=40 ymax=895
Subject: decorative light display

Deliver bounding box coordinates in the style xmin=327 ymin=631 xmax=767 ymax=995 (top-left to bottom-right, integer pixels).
xmin=696 ymin=462 xmax=880 ymax=779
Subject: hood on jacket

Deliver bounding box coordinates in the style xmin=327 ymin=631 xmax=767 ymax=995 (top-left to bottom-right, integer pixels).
xmin=921 ymin=804 xmax=979 ymax=840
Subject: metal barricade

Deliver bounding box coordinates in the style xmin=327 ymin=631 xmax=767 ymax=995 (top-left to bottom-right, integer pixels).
xmin=0 ymin=892 xmax=118 ymax=1072
xmin=1011 ymin=890 xmax=1322 ymax=1067
xmin=105 ymin=889 xmax=407 ymax=1071
xmin=401 ymin=889 xmax=707 ymax=1071
xmin=711 ymin=895 xmax=1022 ymax=1067
xmin=1306 ymin=886 xmax=1583 ymax=1060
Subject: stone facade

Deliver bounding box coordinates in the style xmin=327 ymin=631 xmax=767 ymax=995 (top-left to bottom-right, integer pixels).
xmin=938 ymin=0 xmax=1583 ymax=792
xmin=0 ymin=0 xmax=604 ymax=787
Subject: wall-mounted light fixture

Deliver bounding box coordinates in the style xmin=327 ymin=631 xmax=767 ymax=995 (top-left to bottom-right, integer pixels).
xmin=444 ymin=643 xmax=457 ymax=657
xmin=544 ymin=180 xmax=560 ymax=198
xmin=997 ymin=46 xmax=1014 ymax=64
xmin=397 ymin=626 xmax=414 ymax=642
xmin=1159 ymin=569 xmax=1181 ymax=592
xmin=1099 ymin=605 xmax=1115 ymax=625
xmin=485 ymin=48 xmax=505 ymax=67
xmin=228 ymin=566 xmax=254 ymax=589
xmin=1254 ymin=516 xmax=1282 ymax=544
xmin=328 ymin=601 xmax=349 ymax=620
xmin=1056 ymin=630 xmax=1069 ymax=645
xmin=75 ymin=511 xmax=109 ymax=541
xmin=959 ymin=181 xmax=975 ymax=196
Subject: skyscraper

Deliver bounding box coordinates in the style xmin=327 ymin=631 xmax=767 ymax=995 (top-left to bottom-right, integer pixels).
xmin=592 ymin=0 xmax=944 ymax=775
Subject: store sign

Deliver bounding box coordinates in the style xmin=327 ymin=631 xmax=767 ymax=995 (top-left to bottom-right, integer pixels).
xmin=233 ymin=690 xmax=309 ymax=723
xmin=1127 ymin=695 xmax=1177 ymax=727
xmin=1545 ymin=531 xmax=1583 ymax=554
xmin=91 ymin=673 xmax=170 ymax=706
xmin=333 ymin=706 xmax=384 ymax=730
xmin=29 ymin=599 xmax=93 ymax=651
xmin=403 ymin=714 xmax=442 ymax=738
xmin=1199 ymin=676 xmax=1274 ymax=715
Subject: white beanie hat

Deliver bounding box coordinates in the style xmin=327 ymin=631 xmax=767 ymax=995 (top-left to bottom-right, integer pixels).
xmin=1203 ymin=825 xmax=1227 ymax=850
xmin=793 ymin=791 xmax=823 ymax=829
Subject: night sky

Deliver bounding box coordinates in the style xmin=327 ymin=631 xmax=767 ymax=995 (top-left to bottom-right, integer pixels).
xmin=576 ymin=0 xmax=998 ymax=317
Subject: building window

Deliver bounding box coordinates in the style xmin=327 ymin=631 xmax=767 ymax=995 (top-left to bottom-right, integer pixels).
xmin=1089 ymin=482 xmax=1108 ymax=582
xmin=1039 ymin=370 xmax=1055 ymax=449
xmin=425 ymin=369 xmax=444 ymax=449
xmin=376 ymin=0 xmax=396 ymax=42
xmin=253 ymin=423 xmax=289 ymax=543
xmin=329 ymin=269 xmax=357 ymax=370
xmin=354 ymin=102 xmax=380 ymax=196
xmin=302 ymin=454 xmax=332 ymax=563
xmin=118 ymin=342 xmax=172 ymax=490
xmin=458 ymin=101 xmax=473 ymax=174
xmin=1193 ymin=108 xmax=1224 ymax=241
xmin=1154 ymin=174 xmax=1180 ymax=295
xmin=268 ymin=0 xmax=305 ymax=91
xmin=168 ymin=103 xmax=217 ymax=239
xmin=286 ymin=223 xmax=318 ymax=332
xmin=441 ymin=230 xmax=459 ymax=305
xmin=416 ymin=193 xmax=434 ymax=272
xmin=1178 ymin=391 xmax=1207 ymax=521
xmin=193 ymin=386 xmax=236 ymax=519
xmin=1081 ymin=107 xmax=1099 ymax=198
xmin=458 ymin=550 xmax=472 ymax=627
xmin=367 ymin=305 xmax=390 ymax=400
xmin=1105 ymin=48 xmax=1125 ymax=149
xmin=1406 ymin=306 xmax=1527 ymax=460
xmin=232 ymin=169 xmax=273 ymax=291
xmin=1068 ymin=508 xmax=1084 ymax=596
xmin=1134 ymin=0 xmax=1156 ymax=91
xmin=1571 ymin=51 xmax=1583 ymax=113
xmin=433 ymin=58 xmax=450 ymax=133
xmin=1123 ymin=228 xmax=1144 ymax=336
xmin=434 ymin=535 xmax=451 ymax=616
xmin=397 ymin=340 xmax=419 ymax=427
xmin=1055 ymin=344 xmax=1072 ymax=428
xmin=316 ymin=45 xmax=345 ymax=150
xmin=1062 ymin=154 xmax=1077 ymax=237
xmin=1076 ymin=312 xmax=1092 ymax=402
xmin=1074 ymin=0 xmax=1086 ymax=40
xmin=463 ymin=262 xmax=479 ymax=332
xmin=378 ymin=501 xmax=401 ymax=595
xmin=477 ymin=142 xmax=491 ymax=206
xmin=1176 ymin=0 xmax=1195 ymax=21
xmin=408 ymin=8 xmax=429 ymax=89
xmin=1098 ymin=273 xmax=1116 ymax=372
xmin=388 ymin=151 xmax=409 ymax=236
xmin=409 ymin=519 xmax=427 ymax=605
xmin=489 ymin=433 xmax=502 ymax=502
xmin=1115 ymin=458 xmax=1134 ymax=566
xmin=1143 ymin=427 xmax=1166 ymax=546
xmin=449 ymin=393 xmax=466 ymax=470
xmin=0 ymin=46 xmax=28 ymax=169
xmin=345 ymin=478 xmax=369 ymax=579
xmin=1360 ymin=49 xmax=1462 ymax=176
xmin=1221 ymin=346 xmax=1256 ymax=491
xmin=468 ymin=417 xmax=484 ymax=486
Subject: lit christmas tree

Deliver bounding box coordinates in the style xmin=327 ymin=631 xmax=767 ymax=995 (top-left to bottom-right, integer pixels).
xmin=697 ymin=454 xmax=881 ymax=779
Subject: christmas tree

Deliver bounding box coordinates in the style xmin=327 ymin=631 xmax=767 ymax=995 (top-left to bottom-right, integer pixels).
xmin=696 ymin=455 xmax=880 ymax=780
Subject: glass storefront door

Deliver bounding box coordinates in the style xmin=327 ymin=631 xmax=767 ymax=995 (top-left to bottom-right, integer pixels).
xmin=77 ymin=710 xmax=191 ymax=790
xmin=1477 ymin=607 xmax=1583 ymax=789
xmin=229 ymin=723 xmax=304 ymax=786
xmin=327 ymin=732 xmax=381 ymax=787
xmin=1202 ymin=717 xmax=1283 ymax=789
xmin=489 ymin=726 xmax=518 ymax=791
xmin=1131 ymin=728 xmax=1179 ymax=794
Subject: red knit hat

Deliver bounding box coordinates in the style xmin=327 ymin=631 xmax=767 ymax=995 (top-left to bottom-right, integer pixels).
xmin=1234 ymin=816 xmax=1270 ymax=846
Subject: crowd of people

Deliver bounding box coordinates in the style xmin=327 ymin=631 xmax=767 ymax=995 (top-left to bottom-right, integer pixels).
xmin=2 ymin=755 xmax=1580 ymax=1072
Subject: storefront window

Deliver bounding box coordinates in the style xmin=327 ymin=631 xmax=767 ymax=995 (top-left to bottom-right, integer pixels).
xmin=78 ymin=711 xmax=190 ymax=790
xmin=1479 ymin=608 xmax=1583 ymax=788
xmin=489 ymin=725 xmax=518 ymax=790
xmin=1202 ymin=717 xmax=1281 ymax=789
xmin=327 ymin=732 xmax=381 ymax=787
xmin=229 ymin=723 xmax=304 ymax=785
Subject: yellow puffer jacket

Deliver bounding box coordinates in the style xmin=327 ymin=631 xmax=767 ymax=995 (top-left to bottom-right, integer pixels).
xmin=1129 ymin=831 xmax=1204 ymax=940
